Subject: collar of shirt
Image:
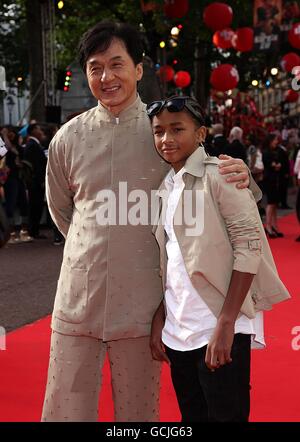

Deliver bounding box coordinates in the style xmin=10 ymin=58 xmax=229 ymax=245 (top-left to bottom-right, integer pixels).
xmin=96 ymin=94 xmax=144 ymax=124
xmin=29 ymin=136 xmax=40 ymax=145
xmin=164 ymin=167 xmax=185 ymax=192
xmin=157 ymin=147 xmax=219 ymax=198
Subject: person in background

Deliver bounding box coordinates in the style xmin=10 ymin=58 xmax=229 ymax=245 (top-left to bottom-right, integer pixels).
xmin=245 ymin=135 xmax=265 ymax=218
xmin=210 ymin=123 xmax=229 ymax=157
xmin=227 ymin=126 xmax=247 ymax=163
xmin=278 ymin=140 xmax=291 ymax=209
xmin=24 ymin=124 xmax=47 ymax=239
xmin=262 ymin=134 xmax=283 ymax=238
xmin=245 ymin=134 xmax=257 ymax=171
xmin=43 ymin=124 xmax=64 ymax=246
xmin=0 ymin=126 xmax=32 ymax=243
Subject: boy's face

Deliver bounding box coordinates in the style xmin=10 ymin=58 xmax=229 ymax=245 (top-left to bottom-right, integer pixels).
xmin=152 ymin=109 xmax=206 ymax=172
xmin=86 ymin=38 xmax=143 ymax=116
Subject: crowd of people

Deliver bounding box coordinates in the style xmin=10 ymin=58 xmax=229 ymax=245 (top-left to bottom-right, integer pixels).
xmin=207 ymin=122 xmax=300 ymax=241
xmin=1 ymin=116 xmax=299 ymax=247
xmin=0 ymin=122 xmax=64 ymax=246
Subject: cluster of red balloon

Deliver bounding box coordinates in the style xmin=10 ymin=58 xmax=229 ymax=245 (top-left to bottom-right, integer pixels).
xmin=281 ymin=52 xmax=300 ymax=73
xmin=157 ymin=1 xmax=191 ymax=89
xmin=203 ymin=2 xmax=240 ymax=92
xmin=158 ymin=65 xmax=191 ymax=88
xmin=205 ymin=2 xmax=300 ymax=106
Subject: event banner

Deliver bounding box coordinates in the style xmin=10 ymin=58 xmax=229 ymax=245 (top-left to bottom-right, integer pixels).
xmin=253 ymin=0 xmax=300 ymax=51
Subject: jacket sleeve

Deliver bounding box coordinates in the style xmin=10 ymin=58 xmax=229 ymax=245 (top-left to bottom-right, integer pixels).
xmin=46 ymin=135 xmax=74 ymax=238
xmin=211 ymin=171 xmax=262 ymax=274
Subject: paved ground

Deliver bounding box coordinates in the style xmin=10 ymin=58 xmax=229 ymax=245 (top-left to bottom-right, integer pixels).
xmin=0 ymin=190 xmax=297 ymax=334
xmin=0 ymin=230 xmax=63 ymax=333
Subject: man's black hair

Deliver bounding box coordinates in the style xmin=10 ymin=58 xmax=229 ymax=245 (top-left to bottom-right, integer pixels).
xmin=78 ymin=21 xmax=144 ymax=72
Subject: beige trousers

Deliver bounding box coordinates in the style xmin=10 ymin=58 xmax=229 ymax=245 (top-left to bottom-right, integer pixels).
xmin=41 ymin=331 xmax=161 ymax=422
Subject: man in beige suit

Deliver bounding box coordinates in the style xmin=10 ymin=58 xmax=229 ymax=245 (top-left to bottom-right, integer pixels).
xmin=42 ymin=21 xmax=256 ymax=422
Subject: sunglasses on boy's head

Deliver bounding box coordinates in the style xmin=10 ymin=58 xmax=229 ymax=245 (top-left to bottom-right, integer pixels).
xmin=146 ymin=97 xmax=204 ymax=123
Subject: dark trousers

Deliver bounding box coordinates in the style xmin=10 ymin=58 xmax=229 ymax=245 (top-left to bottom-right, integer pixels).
xmin=28 ymin=185 xmax=45 ymax=237
xmin=279 ymin=176 xmax=289 ymax=207
xmin=4 ymin=177 xmax=28 ymax=222
xmin=165 ymin=333 xmax=251 ymax=422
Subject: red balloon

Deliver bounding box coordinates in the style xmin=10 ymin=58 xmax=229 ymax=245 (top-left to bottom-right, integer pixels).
xmin=210 ymin=64 xmax=239 ymax=92
xmin=213 ymin=28 xmax=235 ymax=49
xmin=203 ymin=2 xmax=233 ymax=32
xmin=232 ymin=27 xmax=254 ymax=52
xmin=281 ymin=52 xmax=300 ymax=72
xmin=174 ymin=71 xmax=191 ymax=88
xmin=284 ymin=89 xmax=299 ymax=102
xmin=140 ymin=1 xmax=157 ymax=13
xmin=164 ymin=0 xmax=189 ymax=19
xmin=158 ymin=65 xmax=175 ymax=82
xmin=288 ymin=22 xmax=300 ymax=49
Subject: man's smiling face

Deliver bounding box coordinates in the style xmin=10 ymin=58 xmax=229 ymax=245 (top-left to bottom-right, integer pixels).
xmin=86 ymin=38 xmax=143 ymax=116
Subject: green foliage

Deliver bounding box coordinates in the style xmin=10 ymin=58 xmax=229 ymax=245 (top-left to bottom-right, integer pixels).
xmin=54 ymin=0 xmax=144 ymax=69
xmin=0 ymin=0 xmax=28 ymax=87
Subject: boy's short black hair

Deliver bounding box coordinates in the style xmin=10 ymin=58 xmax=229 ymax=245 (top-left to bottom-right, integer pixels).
xmin=183 ymin=97 xmax=206 ymax=127
xmin=147 ymin=96 xmax=206 ymax=128
xmin=78 ymin=21 xmax=144 ymax=72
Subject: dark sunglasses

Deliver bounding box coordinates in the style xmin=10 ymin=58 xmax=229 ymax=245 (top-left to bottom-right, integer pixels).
xmin=146 ymin=96 xmax=203 ymax=123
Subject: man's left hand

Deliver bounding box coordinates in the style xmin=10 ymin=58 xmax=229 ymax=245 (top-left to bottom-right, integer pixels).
xmin=218 ymin=154 xmax=250 ymax=189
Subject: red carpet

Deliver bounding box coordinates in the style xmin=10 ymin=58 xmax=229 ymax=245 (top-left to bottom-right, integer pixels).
xmin=0 ymin=214 xmax=299 ymax=422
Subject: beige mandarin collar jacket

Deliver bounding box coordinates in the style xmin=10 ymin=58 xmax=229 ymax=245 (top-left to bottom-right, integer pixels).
xmin=46 ymin=95 xmax=169 ymax=341
xmin=154 ymin=147 xmax=290 ymax=320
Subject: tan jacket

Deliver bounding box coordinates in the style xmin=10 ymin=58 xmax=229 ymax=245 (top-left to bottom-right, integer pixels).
xmin=46 ymin=96 xmax=168 ymax=340
xmin=153 ymin=147 xmax=290 ymax=319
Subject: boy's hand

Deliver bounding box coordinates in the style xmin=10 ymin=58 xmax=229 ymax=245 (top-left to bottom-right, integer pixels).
xmin=150 ymin=310 xmax=170 ymax=364
xmin=205 ymin=321 xmax=234 ymax=371
xmin=218 ymin=154 xmax=250 ymax=189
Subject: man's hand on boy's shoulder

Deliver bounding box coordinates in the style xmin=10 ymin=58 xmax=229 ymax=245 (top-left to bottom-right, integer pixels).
xmin=217 ymin=154 xmax=250 ymax=189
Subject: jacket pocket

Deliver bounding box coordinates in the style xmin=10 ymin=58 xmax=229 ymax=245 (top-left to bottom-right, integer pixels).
xmin=54 ymin=264 xmax=88 ymax=324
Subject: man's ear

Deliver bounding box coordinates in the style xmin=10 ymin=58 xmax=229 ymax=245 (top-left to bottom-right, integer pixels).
xmin=197 ymin=126 xmax=207 ymax=144
xmin=136 ymin=62 xmax=143 ymax=81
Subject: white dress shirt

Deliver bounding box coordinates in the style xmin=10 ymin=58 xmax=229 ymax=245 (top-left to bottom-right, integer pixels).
xmin=161 ymin=167 xmax=265 ymax=351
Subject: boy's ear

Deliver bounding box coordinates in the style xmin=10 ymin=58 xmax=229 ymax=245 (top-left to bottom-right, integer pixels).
xmin=197 ymin=126 xmax=207 ymax=144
